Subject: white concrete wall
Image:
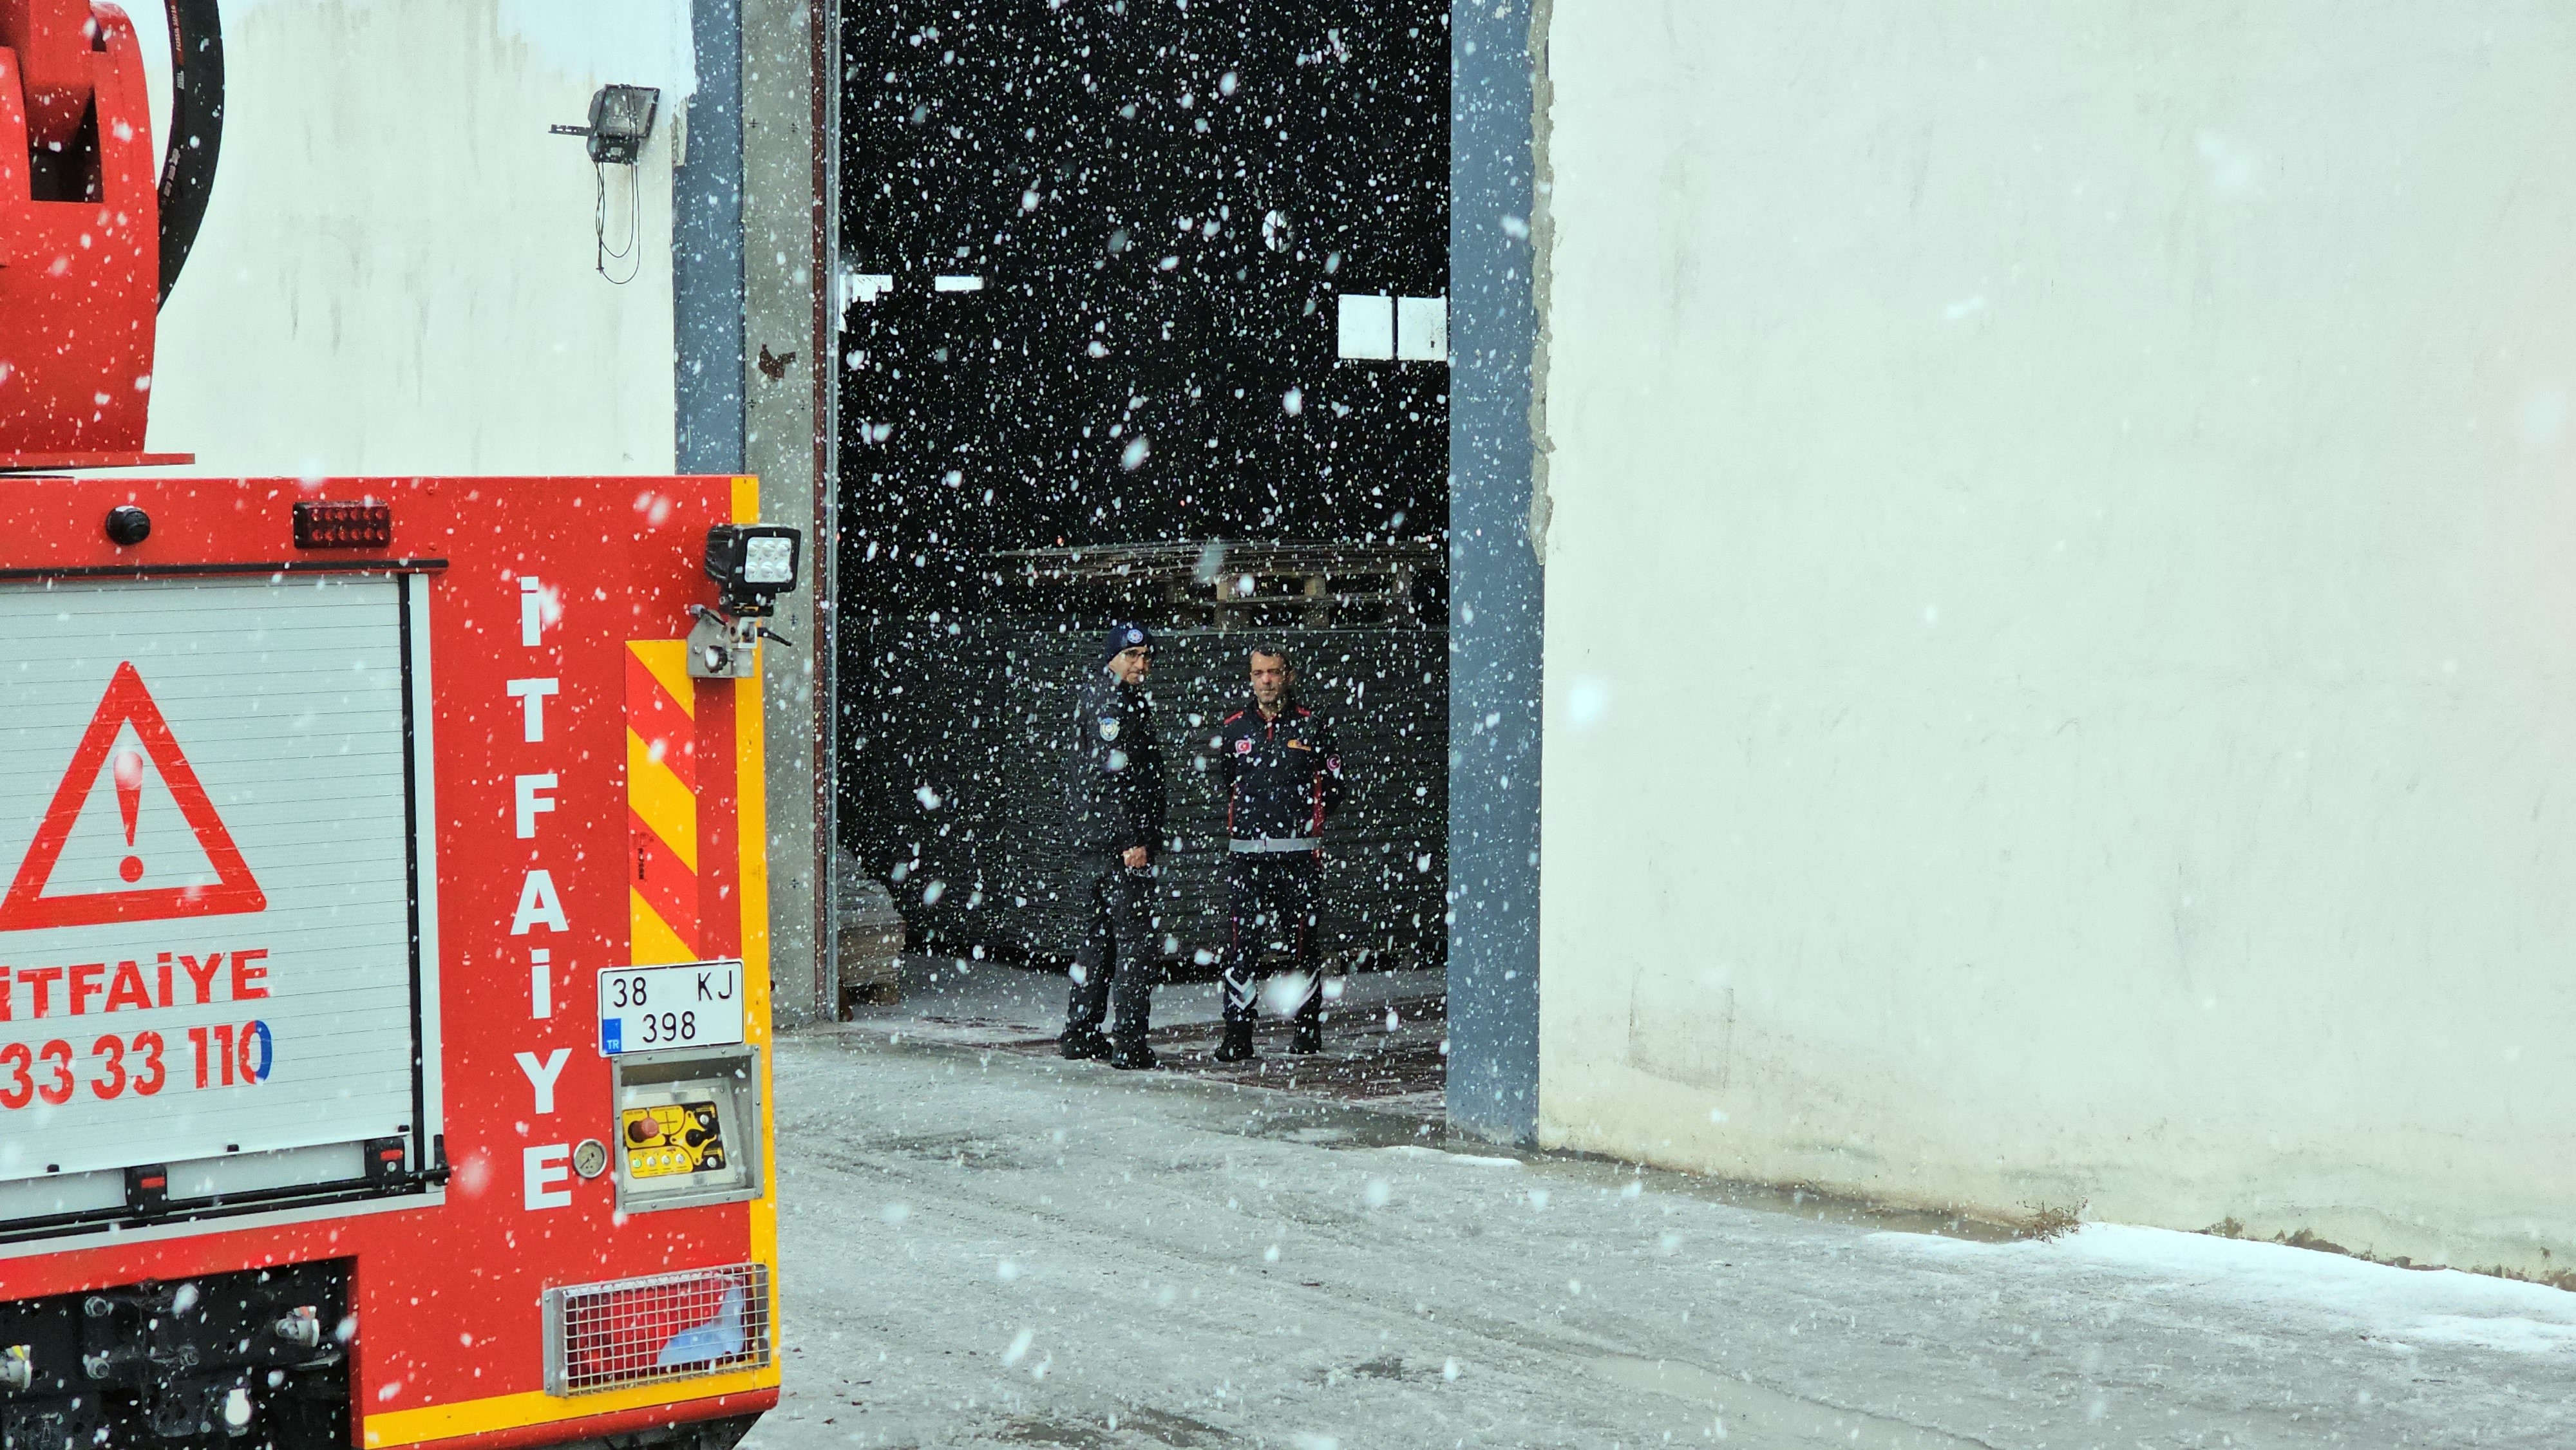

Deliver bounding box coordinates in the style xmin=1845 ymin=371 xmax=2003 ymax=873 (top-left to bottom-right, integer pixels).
xmin=135 ymin=0 xmax=692 ymax=475
xmin=1537 ymin=0 xmax=2576 ymax=1276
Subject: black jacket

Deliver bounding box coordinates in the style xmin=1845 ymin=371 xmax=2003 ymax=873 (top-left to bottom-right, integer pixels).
xmin=1216 ymin=699 xmax=1342 ymax=843
xmin=1063 ymin=671 xmax=1166 ymax=856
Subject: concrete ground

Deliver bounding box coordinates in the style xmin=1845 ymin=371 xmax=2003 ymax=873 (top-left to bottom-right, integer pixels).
xmin=740 ymin=959 xmax=2576 ymax=1448
xmin=842 ymin=954 xmax=1448 ymax=1113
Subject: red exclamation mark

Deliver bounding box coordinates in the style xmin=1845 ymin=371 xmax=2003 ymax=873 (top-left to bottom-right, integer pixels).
xmin=113 ymin=748 xmax=145 ymax=883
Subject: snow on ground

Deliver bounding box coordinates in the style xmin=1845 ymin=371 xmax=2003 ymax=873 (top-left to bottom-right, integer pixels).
xmin=1872 ymin=1224 xmax=2576 ymax=1359
xmin=744 ymin=1004 xmax=2576 ymax=1449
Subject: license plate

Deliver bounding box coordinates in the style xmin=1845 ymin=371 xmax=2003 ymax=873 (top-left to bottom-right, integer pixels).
xmin=598 ymin=961 xmax=746 ymax=1055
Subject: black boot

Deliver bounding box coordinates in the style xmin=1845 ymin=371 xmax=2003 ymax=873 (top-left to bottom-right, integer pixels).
xmin=1060 ymin=1024 xmax=1112 ymax=1060
xmin=1289 ymin=1019 xmax=1321 ymax=1055
xmin=1110 ymin=1036 xmax=1160 ymax=1071
xmin=1214 ymin=1020 xmax=1255 ymax=1062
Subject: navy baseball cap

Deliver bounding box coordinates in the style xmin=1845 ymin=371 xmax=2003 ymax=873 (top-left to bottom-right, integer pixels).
xmin=1101 ymin=622 xmax=1155 ymax=663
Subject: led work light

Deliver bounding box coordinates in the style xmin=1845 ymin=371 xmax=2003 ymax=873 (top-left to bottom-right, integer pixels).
xmin=688 ymin=524 xmax=804 ymax=679
xmin=703 ymin=524 xmax=800 ymax=617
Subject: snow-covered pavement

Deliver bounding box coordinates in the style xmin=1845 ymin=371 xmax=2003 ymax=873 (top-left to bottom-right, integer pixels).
xmin=746 ymin=1017 xmax=2576 ymax=1448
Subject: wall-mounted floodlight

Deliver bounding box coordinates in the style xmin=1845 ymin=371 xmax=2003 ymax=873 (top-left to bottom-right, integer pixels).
xmin=551 ymin=84 xmax=661 ymax=164
xmin=553 ymin=85 xmax=662 ymax=284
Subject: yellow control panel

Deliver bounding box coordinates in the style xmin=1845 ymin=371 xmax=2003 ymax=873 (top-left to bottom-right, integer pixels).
xmin=620 ymin=1101 xmax=728 ymax=1179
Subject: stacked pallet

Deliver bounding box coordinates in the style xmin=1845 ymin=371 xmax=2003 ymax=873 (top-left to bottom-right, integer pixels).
xmin=831 ymin=854 xmax=907 ymax=1014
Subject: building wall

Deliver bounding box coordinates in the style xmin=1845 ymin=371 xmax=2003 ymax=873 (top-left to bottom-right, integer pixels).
xmin=1536 ymin=0 xmax=2576 ymax=1274
xmin=141 ymin=0 xmax=694 ymax=475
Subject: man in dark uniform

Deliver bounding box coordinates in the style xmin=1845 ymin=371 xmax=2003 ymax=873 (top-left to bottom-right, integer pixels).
xmin=1214 ymin=644 xmax=1343 ymax=1060
xmin=1060 ymin=622 xmax=1168 ymax=1069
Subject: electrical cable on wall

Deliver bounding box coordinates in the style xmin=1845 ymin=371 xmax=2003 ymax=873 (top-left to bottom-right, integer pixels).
xmin=593 ymin=159 xmax=643 ymax=285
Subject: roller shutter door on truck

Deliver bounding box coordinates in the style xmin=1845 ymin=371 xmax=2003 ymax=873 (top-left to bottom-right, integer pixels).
xmin=0 ymin=574 xmax=437 ymax=1234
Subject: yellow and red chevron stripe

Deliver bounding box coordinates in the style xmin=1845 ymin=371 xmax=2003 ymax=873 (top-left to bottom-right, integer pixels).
xmin=627 ymin=639 xmax=699 ymax=965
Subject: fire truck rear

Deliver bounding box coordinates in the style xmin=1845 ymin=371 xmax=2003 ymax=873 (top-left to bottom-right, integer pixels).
xmin=0 ymin=6 xmax=792 ymax=1450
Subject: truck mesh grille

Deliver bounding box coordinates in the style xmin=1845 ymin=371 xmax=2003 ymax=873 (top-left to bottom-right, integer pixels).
xmin=544 ymin=1263 xmax=771 ymax=1395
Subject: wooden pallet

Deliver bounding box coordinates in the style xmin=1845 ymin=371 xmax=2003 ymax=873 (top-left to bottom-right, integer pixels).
xmin=996 ymin=540 xmax=1439 ymax=628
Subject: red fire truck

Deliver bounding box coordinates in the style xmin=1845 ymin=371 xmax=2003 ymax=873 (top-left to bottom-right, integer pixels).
xmin=0 ymin=6 xmax=792 ymax=1450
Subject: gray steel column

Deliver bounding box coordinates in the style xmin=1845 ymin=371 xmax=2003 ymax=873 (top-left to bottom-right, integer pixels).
xmin=742 ymin=0 xmax=832 ymax=1024
xmin=676 ymin=0 xmax=745 ymax=475
xmin=813 ymin=1 xmax=840 ymax=1022
xmin=1446 ymin=0 xmax=1544 ymax=1144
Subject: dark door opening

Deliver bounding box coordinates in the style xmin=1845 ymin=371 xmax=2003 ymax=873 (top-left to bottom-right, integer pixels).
xmin=832 ymin=0 xmax=1450 ymax=1082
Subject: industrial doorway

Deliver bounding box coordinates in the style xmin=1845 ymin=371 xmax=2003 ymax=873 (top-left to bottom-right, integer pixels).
xmin=831 ymin=1 xmax=1450 ymax=1088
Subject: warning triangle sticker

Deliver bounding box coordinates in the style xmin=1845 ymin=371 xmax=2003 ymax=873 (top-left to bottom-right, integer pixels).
xmin=0 ymin=661 xmax=266 ymax=932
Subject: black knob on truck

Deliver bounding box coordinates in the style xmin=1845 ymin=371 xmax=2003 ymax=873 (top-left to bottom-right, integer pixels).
xmin=104 ymin=505 xmax=151 ymax=547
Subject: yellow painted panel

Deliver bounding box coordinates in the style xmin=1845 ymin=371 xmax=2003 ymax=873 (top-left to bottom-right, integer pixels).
xmin=735 ymin=632 xmax=779 ymax=1349
xmin=625 ymin=728 xmax=701 ymax=872
xmin=629 ymin=639 xmax=696 ymax=721
xmin=359 ymin=1361 xmax=779 ymax=1448
xmin=630 ymin=889 xmax=694 ymax=968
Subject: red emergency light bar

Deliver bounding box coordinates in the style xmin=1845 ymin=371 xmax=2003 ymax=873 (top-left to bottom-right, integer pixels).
xmin=292 ymin=498 xmax=392 ymax=549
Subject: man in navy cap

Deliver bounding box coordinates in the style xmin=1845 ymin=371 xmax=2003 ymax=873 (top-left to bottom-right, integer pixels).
xmin=1059 ymin=622 xmax=1168 ymax=1068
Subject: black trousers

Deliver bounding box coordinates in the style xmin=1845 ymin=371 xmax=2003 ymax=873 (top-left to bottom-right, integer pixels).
xmin=1222 ymin=851 xmax=1321 ymax=1025
xmin=1066 ymin=858 xmax=1158 ymax=1041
